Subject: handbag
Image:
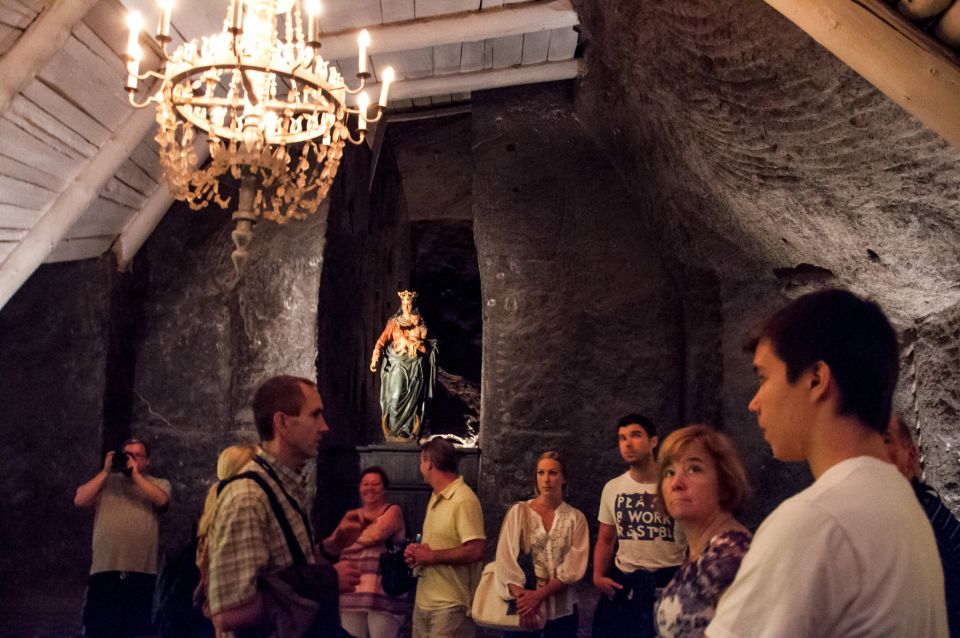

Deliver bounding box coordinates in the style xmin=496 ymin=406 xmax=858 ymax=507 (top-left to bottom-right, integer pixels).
xmin=379 ymin=538 xmax=416 ymax=596
xmin=471 ymin=502 xmax=547 ymax=631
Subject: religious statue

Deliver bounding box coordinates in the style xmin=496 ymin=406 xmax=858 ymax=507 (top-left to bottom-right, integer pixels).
xmin=370 ymin=290 xmax=437 ymax=442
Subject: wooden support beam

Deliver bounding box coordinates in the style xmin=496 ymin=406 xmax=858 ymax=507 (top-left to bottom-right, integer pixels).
xmin=762 ymin=0 xmax=960 ymax=149
xmin=0 ymin=0 xmax=99 ymax=117
xmin=320 ymin=0 xmax=578 ymax=59
xmin=111 ymin=182 xmax=174 ymax=271
xmin=0 ymin=106 xmax=156 ymax=310
xmin=388 ymin=104 xmax=473 ymax=122
xmin=348 ymin=58 xmax=582 ymax=105
xmin=112 ymin=139 xmax=209 ymax=270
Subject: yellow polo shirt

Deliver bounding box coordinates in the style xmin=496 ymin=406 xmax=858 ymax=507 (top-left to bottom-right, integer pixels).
xmin=415 ymin=475 xmax=485 ymax=611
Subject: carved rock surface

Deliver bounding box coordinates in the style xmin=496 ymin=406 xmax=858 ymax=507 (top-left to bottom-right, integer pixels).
xmin=573 ymin=0 xmax=960 ymax=512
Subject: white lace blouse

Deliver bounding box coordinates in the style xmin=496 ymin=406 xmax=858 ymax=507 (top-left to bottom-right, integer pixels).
xmin=493 ymin=500 xmax=590 ymax=620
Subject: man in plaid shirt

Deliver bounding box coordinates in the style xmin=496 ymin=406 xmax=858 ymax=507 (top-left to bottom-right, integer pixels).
xmin=207 ymin=375 xmax=362 ymax=634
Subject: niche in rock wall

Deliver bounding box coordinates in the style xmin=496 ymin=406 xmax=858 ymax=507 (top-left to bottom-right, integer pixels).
xmin=410 ymin=220 xmax=482 ymax=443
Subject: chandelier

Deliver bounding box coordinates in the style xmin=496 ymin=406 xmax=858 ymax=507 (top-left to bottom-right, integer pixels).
xmin=123 ymin=0 xmax=394 ymax=273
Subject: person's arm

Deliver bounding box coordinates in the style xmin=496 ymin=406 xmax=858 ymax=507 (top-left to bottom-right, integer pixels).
xmin=493 ymin=504 xmax=527 ymax=598
xmin=406 ymin=538 xmax=485 ymax=567
xmin=356 ymin=505 xmax=404 ymax=547
xmin=593 ymin=522 xmax=622 ymax=599
xmin=321 ymin=509 xmax=364 ymax=557
xmin=514 ymin=578 xmax=567 ymax=617
xmin=207 ymin=484 xmax=270 ymax=624
xmin=213 ymin=594 xmax=264 ymax=632
xmin=370 ymin=321 xmax=394 ymax=371
xmin=130 ymin=467 xmax=170 ymax=509
xmin=559 ymin=510 xmax=590 ymax=584
xmin=74 ymin=452 xmax=114 ymax=508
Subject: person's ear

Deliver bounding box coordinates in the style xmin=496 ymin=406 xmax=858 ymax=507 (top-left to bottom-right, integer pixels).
xmin=650 ymin=435 xmax=659 ymax=449
xmin=808 ymin=361 xmax=831 ymax=402
xmin=906 ymin=444 xmax=920 ymax=476
xmin=273 ymin=411 xmax=287 ymax=437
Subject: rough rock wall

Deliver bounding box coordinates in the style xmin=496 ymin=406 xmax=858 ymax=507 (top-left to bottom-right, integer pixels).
xmin=128 ymin=188 xmax=329 ymax=550
xmin=389 ymin=114 xmax=473 ymax=222
xmin=0 ymin=259 xmax=111 ymax=593
xmin=472 ymin=83 xmax=686 ymax=537
xmin=572 ymin=0 xmax=960 ymax=512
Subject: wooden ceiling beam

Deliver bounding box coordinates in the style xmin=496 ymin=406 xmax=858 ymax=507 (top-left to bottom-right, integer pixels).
xmin=0 ymin=0 xmax=99 ymax=118
xmin=0 ymin=106 xmax=156 ymax=310
xmin=320 ymin=0 xmax=578 ymax=60
xmin=112 ymin=141 xmax=210 ymax=271
xmin=763 ymin=0 xmax=960 ymax=149
xmin=348 ymin=58 xmax=583 ymax=105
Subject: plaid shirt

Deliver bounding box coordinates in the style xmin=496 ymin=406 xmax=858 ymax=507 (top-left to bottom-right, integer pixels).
xmin=207 ymin=449 xmax=316 ymax=615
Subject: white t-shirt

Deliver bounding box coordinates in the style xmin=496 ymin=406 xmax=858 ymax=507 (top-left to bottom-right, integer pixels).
xmin=597 ymin=471 xmax=685 ymax=573
xmin=708 ymin=456 xmax=948 ymax=638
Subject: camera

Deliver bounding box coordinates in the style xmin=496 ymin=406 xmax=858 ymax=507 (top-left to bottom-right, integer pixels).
xmin=111 ymin=449 xmax=134 ymax=476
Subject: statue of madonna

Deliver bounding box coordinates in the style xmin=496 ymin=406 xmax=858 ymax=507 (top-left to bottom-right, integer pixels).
xmin=369 ymin=290 xmax=437 ymax=441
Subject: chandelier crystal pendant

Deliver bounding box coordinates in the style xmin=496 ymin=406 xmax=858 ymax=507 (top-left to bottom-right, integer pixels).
xmin=123 ymin=0 xmax=394 ymax=274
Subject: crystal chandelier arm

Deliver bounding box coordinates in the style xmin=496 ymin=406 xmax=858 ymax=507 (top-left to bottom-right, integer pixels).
xmin=128 ymin=92 xmax=156 ymax=109
xmin=134 ymin=70 xmax=167 ymax=83
xmin=344 ymin=128 xmax=366 ymax=145
xmin=127 ymin=73 xmax=164 ymax=109
xmin=344 ymin=104 xmax=385 ymax=124
xmin=343 ymin=75 xmax=367 ymax=96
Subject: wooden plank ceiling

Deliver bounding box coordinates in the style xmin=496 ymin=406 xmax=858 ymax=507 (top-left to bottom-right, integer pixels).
xmin=0 ymin=0 xmax=582 ymax=308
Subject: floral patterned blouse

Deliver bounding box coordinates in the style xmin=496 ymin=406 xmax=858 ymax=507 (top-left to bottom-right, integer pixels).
xmin=493 ymin=500 xmax=590 ymax=621
xmin=654 ymin=529 xmax=752 ymax=638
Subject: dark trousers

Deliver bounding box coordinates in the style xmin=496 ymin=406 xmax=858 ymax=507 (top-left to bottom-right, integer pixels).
xmin=82 ymin=571 xmax=157 ymax=638
xmin=504 ymin=606 xmax=579 ymax=638
xmin=590 ymin=565 xmax=677 ymax=638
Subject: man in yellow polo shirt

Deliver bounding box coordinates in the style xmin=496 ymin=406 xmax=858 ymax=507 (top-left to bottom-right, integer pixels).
xmin=405 ymin=437 xmax=485 ymax=637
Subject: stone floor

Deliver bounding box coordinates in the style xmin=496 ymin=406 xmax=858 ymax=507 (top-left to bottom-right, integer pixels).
xmin=0 ymin=593 xmax=84 ymax=638
xmin=0 ymin=585 xmax=596 ymax=637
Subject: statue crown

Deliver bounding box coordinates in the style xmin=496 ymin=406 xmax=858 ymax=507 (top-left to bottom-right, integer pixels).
xmin=398 ymin=290 xmax=418 ymax=301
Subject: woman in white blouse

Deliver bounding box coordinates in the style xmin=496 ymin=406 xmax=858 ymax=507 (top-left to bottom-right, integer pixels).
xmin=494 ymin=451 xmax=590 ymax=637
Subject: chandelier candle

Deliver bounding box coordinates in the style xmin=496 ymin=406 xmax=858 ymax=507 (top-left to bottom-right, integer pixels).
xmin=157 ymin=0 xmax=172 ymax=41
xmin=306 ymin=0 xmax=321 ymax=47
xmin=358 ymin=29 xmax=371 ymax=76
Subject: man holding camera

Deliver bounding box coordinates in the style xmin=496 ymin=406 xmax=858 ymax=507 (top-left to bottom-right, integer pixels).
xmin=75 ymin=438 xmax=172 ymax=637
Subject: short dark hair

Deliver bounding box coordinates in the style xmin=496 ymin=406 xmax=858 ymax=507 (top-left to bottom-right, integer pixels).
xmin=252 ymin=375 xmax=316 ymax=441
xmin=421 ymin=437 xmax=458 ymax=474
xmin=123 ymin=438 xmax=150 ymax=457
xmin=746 ymin=288 xmax=899 ymax=434
xmin=360 ymin=465 xmax=390 ymax=489
xmin=616 ymin=413 xmax=657 ymax=439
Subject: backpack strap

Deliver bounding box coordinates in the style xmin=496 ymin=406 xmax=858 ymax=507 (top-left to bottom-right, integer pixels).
xmin=218 ymin=471 xmax=308 ymax=566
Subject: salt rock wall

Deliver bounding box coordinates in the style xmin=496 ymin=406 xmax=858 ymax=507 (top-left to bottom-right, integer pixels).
xmin=472 ymin=83 xmax=688 ymax=535
xmin=573 ymin=0 xmax=960 ymax=510
xmin=0 ymin=259 xmax=111 ymax=593
xmin=127 ymin=191 xmax=329 ymax=550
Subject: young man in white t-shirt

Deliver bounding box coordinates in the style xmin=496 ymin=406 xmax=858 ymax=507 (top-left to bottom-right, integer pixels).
xmin=592 ymin=414 xmax=685 ymax=638
xmin=707 ymin=289 xmax=948 ymax=638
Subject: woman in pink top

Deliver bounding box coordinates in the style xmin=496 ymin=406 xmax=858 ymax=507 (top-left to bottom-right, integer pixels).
xmin=337 ymin=466 xmax=407 ymax=638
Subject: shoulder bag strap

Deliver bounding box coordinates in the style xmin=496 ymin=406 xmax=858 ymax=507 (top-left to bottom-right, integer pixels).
xmin=218 ymin=471 xmax=308 ymax=566
xmin=252 ymin=456 xmax=315 ymax=543
xmin=516 ymin=501 xmax=531 ymax=554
